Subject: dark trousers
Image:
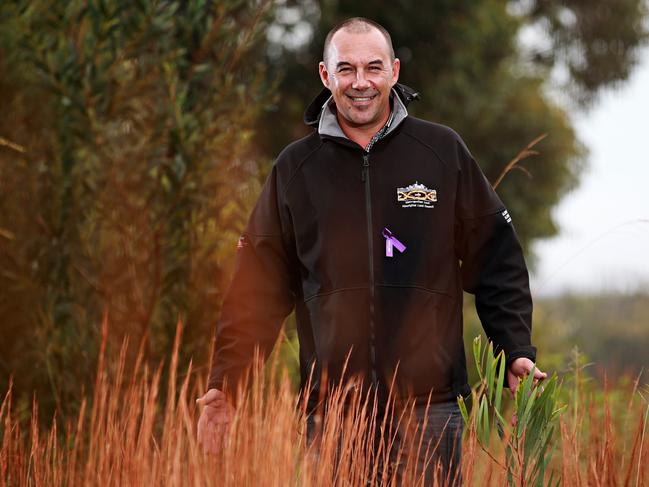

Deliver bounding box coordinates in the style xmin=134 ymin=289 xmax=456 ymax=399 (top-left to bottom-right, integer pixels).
xmin=306 ymin=400 xmax=463 ymax=486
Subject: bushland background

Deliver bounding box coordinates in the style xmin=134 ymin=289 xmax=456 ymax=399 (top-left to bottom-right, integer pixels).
xmin=1 ymin=0 xmax=648 ymax=460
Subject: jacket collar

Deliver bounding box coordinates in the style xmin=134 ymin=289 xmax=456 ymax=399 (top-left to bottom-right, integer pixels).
xmin=316 ymin=88 xmax=409 ymax=144
xmin=303 ymin=82 xmax=420 ymax=131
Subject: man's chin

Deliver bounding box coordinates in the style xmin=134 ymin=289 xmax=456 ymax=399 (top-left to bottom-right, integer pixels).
xmin=344 ymin=111 xmax=378 ymax=128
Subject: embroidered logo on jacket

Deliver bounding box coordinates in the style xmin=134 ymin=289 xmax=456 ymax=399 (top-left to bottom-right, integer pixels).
xmin=502 ymin=209 xmax=512 ymax=223
xmin=397 ymin=182 xmax=437 ymax=209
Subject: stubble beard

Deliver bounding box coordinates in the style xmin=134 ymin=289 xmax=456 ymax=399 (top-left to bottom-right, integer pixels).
xmin=340 ymin=98 xmax=387 ymax=130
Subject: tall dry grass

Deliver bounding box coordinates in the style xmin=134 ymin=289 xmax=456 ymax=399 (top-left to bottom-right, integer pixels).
xmin=1 ymin=319 xmax=648 ymax=486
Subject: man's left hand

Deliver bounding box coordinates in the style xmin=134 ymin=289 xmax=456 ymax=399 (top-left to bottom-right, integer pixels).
xmin=506 ymin=357 xmax=547 ymax=396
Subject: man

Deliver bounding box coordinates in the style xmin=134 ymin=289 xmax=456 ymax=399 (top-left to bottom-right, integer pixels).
xmin=197 ymin=17 xmax=546 ymax=483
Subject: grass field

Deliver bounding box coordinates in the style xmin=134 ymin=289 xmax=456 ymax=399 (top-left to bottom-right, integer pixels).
xmin=1 ymin=323 xmax=647 ymax=486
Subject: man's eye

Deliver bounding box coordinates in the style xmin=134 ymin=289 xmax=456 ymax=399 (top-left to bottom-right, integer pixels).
xmin=369 ymin=66 xmax=382 ymax=71
xmin=338 ymin=67 xmax=352 ymax=73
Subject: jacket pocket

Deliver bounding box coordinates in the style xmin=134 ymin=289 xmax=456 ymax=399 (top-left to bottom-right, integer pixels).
xmin=375 ymin=285 xmax=462 ymax=397
xmin=304 ymin=287 xmax=371 ymax=380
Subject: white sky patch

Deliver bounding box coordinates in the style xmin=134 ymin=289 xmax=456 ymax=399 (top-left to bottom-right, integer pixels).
xmin=531 ymin=46 xmax=649 ymax=296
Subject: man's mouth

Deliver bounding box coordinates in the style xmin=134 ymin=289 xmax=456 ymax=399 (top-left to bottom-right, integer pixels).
xmin=346 ymin=94 xmax=377 ymax=102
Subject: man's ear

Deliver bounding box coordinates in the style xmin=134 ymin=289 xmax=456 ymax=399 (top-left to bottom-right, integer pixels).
xmin=318 ymin=61 xmax=331 ymax=89
xmin=391 ymin=58 xmax=401 ymax=86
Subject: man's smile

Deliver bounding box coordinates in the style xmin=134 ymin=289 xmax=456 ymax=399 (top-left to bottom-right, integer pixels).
xmin=346 ymin=93 xmax=378 ymax=105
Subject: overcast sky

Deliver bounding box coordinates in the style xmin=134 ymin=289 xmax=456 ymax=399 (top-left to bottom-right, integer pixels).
xmin=530 ymin=46 xmax=649 ymax=296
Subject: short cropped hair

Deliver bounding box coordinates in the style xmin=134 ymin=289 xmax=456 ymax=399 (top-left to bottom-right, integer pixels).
xmin=322 ymin=17 xmax=395 ymax=67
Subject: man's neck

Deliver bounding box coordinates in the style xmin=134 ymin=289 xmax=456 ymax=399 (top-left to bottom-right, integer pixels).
xmin=317 ymin=90 xmax=408 ymax=149
xmin=336 ymin=107 xmax=391 ymax=150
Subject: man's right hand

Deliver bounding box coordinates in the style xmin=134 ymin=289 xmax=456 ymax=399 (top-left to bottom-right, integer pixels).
xmin=196 ymin=388 xmax=234 ymax=454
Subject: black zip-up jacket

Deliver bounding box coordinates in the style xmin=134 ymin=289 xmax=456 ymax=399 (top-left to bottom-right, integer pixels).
xmin=208 ymin=83 xmax=536 ymax=409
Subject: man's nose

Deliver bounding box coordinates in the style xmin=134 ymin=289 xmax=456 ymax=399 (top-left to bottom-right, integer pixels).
xmin=352 ymin=69 xmax=371 ymax=90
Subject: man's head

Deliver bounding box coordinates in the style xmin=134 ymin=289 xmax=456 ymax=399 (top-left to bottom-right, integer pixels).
xmin=319 ymin=18 xmax=400 ymax=131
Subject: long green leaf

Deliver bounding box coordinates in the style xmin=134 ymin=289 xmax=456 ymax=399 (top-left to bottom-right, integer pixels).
xmin=473 ymin=336 xmax=483 ymax=380
xmin=520 ymin=367 xmax=539 ymax=431
xmin=457 ymin=395 xmax=469 ymax=426
xmin=480 ymin=395 xmax=490 ymax=444
xmin=486 ymin=341 xmax=495 ymax=403
xmin=505 ymin=444 xmax=515 ymax=487
xmin=494 ymin=350 xmax=506 ymax=413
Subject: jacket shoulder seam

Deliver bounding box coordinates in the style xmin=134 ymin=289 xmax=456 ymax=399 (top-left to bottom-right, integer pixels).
xmin=401 ymin=129 xmax=451 ymax=169
xmin=280 ymin=138 xmax=325 ymax=198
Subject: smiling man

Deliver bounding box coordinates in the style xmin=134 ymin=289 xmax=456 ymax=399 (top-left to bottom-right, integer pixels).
xmin=198 ymin=17 xmax=545 ymax=485
xmin=319 ymin=22 xmax=399 ymax=148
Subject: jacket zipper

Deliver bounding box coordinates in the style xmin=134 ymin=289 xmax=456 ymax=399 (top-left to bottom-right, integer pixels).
xmin=361 ymin=151 xmax=378 ymax=384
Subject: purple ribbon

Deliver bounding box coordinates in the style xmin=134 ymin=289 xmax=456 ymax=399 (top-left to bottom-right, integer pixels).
xmin=382 ymin=227 xmax=406 ymax=257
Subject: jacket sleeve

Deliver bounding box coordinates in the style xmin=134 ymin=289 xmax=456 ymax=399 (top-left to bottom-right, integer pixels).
xmin=453 ymin=138 xmax=536 ymax=367
xmin=208 ymin=165 xmax=297 ymax=400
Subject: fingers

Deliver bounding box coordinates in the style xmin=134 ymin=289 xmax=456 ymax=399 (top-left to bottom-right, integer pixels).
xmin=204 ymin=404 xmax=232 ymax=423
xmin=196 ymin=388 xmax=222 ymax=406
xmin=506 ymin=358 xmax=550 ymax=397
xmin=198 ymin=410 xmax=221 ymax=455
xmin=208 ymin=419 xmax=229 ymax=454
xmin=197 ymin=409 xmax=230 ymax=455
xmin=197 ymin=388 xmax=233 ymax=417
xmin=214 ymin=422 xmax=228 ymax=452
xmin=510 ymin=357 xmax=533 ymax=376
xmin=505 ymin=359 xmax=549 ymax=427
xmin=531 ymin=369 xmax=547 ymax=390
xmin=196 ymin=389 xmax=233 ymax=455
xmin=509 ymin=358 xmax=547 ymax=381
xmin=506 ymin=369 xmax=518 ymax=397
xmin=202 ymin=395 xmax=234 ymax=422
xmin=510 ymin=412 xmax=518 ymax=427
xmin=533 ymin=367 xmax=548 ymax=380
xmin=202 ymin=417 xmax=215 ymax=454
xmin=197 ymin=409 xmax=206 ymax=446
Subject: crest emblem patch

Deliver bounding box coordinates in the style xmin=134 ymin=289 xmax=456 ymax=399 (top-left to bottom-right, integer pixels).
xmin=397 ymin=182 xmax=437 ymax=209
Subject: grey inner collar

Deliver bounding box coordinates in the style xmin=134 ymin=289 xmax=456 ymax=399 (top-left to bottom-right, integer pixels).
xmin=317 ymin=88 xmax=408 ymax=148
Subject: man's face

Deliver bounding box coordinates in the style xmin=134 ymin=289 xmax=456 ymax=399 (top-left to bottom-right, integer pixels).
xmin=319 ymin=28 xmax=400 ymax=130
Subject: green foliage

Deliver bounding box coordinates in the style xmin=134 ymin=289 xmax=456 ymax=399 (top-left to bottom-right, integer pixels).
xmin=461 ymin=289 xmax=649 ymax=390
xmin=1 ymin=0 xmax=648 ymax=429
xmin=536 ymin=291 xmax=649 ymax=376
xmin=0 ymin=0 xmax=274 ymax=420
xmin=265 ymin=314 xmax=301 ymax=390
xmin=459 ymin=335 xmax=563 ymax=486
xmin=525 ymin=0 xmax=649 ymax=103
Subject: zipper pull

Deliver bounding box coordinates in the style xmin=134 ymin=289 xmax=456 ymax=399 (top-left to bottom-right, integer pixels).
xmin=361 ymin=152 xmax=369 ymax=182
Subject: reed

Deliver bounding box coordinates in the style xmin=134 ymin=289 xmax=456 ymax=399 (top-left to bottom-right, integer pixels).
xmin=1 ymin=320 xmax=647 ymax=486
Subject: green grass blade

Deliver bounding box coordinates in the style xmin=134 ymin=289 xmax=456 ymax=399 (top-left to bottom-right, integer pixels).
xmin=480 ymin=396 xmax=490 ymax=444
xmin=457 ymin=395 xmax=469 ymax=426
xmin=486 ymin=342 xmax=495 ymax=403
xmin=494 ymin=350 xmax=506 ymax=413
xmin=473 ymin=336 xmax=483 ymax=380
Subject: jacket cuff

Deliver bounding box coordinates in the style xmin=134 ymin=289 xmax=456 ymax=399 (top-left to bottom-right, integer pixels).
xmin=505 ymin=345 xmax=537 ymax=369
